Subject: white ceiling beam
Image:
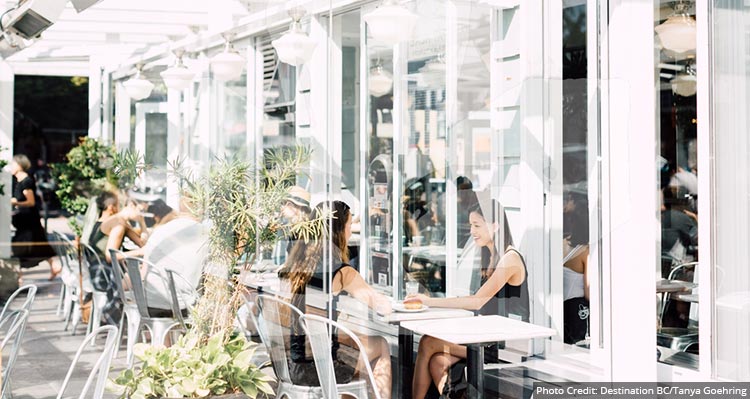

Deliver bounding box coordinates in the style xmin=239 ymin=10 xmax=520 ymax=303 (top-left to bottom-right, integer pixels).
xmin=10 ymin=61 xmax=90 ymax=77
xmin=44 ymin=21 xmax=194 ymax=35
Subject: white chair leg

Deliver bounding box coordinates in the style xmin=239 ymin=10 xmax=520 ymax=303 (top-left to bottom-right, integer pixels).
xmin=90 ymin=294 xmax=106 ymax=346
xmin=126 ymin=320 xmax=142 ymax=368
xmin=56 ymin=285 xmax=65 ymax=317
xmin=70 ymin=302 xmax=82 ymax=336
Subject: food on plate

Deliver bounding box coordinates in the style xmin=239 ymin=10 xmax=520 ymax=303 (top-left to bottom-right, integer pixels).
xmin=403 ymin=297 xmax=423 ymax=310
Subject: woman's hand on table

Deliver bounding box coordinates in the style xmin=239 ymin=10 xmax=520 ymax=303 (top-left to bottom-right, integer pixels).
xmin=405 ymin=293 xmax=430 ymax=306
xmin=374 ymin=297 xmax=392 ymax=315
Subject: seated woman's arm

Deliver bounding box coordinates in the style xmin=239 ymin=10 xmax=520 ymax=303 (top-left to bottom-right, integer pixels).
xmin=103 ymin=219 xmax=145 ymax=263
xmin=333 ymin=266 xmax=391 ymax=313
xmin=418 ymin=250 xmax=526 ymax=311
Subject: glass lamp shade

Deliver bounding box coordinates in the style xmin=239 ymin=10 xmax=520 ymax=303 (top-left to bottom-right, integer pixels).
xmin=211 ymin=50 xmax=245 ymax=81
xmin=123 ymin=75 xmax=154 ymax=101
xmin=369 ymin=66 xmax=393 ymax=97
xmin=160 ymin=64 xmax=195 ymax=90
xmin=671 ymin=73 xmax=697 ymax=97
xmin=272 ymin=26 xmax=317 ymax=66
xmin=655 ymin=14 xmax=696 ymax=54
xmin=363 ymin=1 xmax=417 ymax=45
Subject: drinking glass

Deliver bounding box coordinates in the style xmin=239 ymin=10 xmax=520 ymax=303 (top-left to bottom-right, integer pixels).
xmin=406 ymin=281 xmax=419 ymax=296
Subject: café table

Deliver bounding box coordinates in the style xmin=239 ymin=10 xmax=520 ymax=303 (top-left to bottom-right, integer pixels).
xmin=400 ymin=315 xmax=556 ymax=399
xmin=657 ymin=279 xmax=697 ymax=317
xmin=379 ymin=306 xmax=473 ymax=399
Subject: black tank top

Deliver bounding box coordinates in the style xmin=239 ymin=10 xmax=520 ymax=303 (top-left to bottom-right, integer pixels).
xmin=478 ymin=247 xmax=530 ymax=322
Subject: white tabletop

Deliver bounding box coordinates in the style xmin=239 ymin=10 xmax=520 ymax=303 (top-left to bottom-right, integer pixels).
xmin=381 ymin=307 xmax=473 ymax=324
xmin=400 ymin=315 xmax=557 ymax=345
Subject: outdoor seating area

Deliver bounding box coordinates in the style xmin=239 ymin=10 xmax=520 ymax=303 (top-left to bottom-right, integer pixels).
xmin=1 ymin=0 xmax=750 ymax=397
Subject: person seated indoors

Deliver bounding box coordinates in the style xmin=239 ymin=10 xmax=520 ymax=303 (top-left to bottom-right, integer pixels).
xmin=562 ymin=192 xmax=590 ymax=345
xmin=407 ymin=199 xmax=529 ymax=399
xmin=277 ymin=200 xmax=393 ymax=398
xmin=139 ymin=199 xmax=208 ymax=316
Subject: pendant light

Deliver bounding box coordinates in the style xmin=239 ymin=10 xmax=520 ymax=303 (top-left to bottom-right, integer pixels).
xmin=161 ymin=50 xmax=195 ymax=91
xmin=369 ymin=61 xmax=393 ymax=97
xmin=363 ymin=0 xmax=417 ymax=45
xmin=123 ymin=64 xmax=154 ymax=101
xmin=211 ymin=34 xmax=245 ymax=81
xmin=272 ymin=7 xmax=317 ymax=66
xmin=655 ymin=0 xmax=696 ymax=54
xmin=671 ymin=61 xmax=697 ymax=97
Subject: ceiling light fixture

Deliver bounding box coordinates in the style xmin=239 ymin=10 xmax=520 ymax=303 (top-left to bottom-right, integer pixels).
xmin=272 ymin=7 xmax=317 ymax=66
xmin=362 ymin=0 xmax=417 ymax=45
xmin=161 ymin=50 xmax=195 ymax=91
xmin=123 ymin=64 xmax=154 ymax=101
xmin=369 ymin=62 xmax=393 ymax=97
xmin=211 ymin=34 xmax=245 ymax=81
xmin=671 ymin=61 xmax=696 ymax=97
xmin=655 ymin=0 xmax=696 ymax=54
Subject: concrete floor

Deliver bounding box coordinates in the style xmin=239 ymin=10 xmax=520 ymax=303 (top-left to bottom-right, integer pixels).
xmin=8 ymin=263 xmax=126 ymax=398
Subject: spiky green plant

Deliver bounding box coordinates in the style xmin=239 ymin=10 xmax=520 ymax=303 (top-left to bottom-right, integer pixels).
xmin=170 ymin=146 xmax=330 ymax=342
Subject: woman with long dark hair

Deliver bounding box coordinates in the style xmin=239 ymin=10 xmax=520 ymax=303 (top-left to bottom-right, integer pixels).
xmin=409 ymin=199 xmax=529 ymax=399
xmin=277 ymin=200 xmax=393 ymax=398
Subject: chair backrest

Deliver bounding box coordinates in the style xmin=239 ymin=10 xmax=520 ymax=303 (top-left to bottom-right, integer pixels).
xmin=165 ymin=269 xmax=195 ymax=329
xmin=668 ymin=261 xmax=698 ymax=283
xmin=0 ymin=309 xmax=30 ymax=398
xmin=57 ymin=325 xmax=118 ymax=399
xmin=300 ymin=314 xmax=382 ymax=399
xmin=108 ymin=249 xmax=132 ymax=305
xmin=52 ymin=232 xmax=77 ymax=274
xmin=124 ymin=256 xmax=194 ymax=319
xmin=0 ymin=284 xmax=37 ymax=324
xmin=254 ymin=294 xmax=304 ymax=384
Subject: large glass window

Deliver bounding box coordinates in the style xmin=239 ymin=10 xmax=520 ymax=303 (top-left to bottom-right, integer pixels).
xmin=655 ymin=0 xmax=700 ymax=369
xmin=710 ymin=0 xmax=750 ymax=380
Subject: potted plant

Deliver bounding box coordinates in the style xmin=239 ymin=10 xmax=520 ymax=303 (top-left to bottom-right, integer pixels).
xmin=110 ymin=146 xmax=329 ymax=398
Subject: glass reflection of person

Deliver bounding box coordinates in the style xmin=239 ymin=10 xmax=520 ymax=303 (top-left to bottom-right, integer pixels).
xmin=562 ymin=193 xmax=590 ymax=344
xmin=278 ymin=201 xmax=393 ymax=398
xmin=408 ymin=199 xmax=529 ymax=398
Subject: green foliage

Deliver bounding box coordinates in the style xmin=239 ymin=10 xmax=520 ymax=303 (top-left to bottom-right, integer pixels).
xmin=52 ymin=138 xmax=146 ymax=232
xmin=0 ymin=146 xmax=8 ymax=196
xmin=109 ymin=332 xmax=273 ymax=399
xmin=170 ymin=146 xmax=329 ymax=341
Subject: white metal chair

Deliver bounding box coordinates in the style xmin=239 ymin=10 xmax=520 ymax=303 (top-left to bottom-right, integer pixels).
xmin=0 ymin=309 xmax=30 ymax=399
xmin=124 ymin=257 xmax=192 ymax=361
xmin=658 ymin=261 xmax=699 ymax=352
xmin=255 ymin=295 xmax=371 ymax=399
xmin=0 ymin=285 xmax=37 ymax=324
xmin=54 ymin=232 xmax=92 ymax=334
xmin=81 ymin=242 xmax=109 ymax=341
xmin=56 ymin=325 xmax=119 ymax=399
xmin=108 ymin=248 xmax=141 ymax=366
xmin=300 ymin=314 xmax=382 ymax=399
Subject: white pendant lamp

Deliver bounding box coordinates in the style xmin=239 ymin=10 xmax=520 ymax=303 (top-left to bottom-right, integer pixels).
xmin=369 ymin=64 xmax=393 ymax=97
xmin=272 ymin=8 xmax=317 ymax=66
xmin=123 ymin=64 xmax=154 ymax=101
xmin=161 ymin=50 xmax=195 ymax=91
xmin=363 ymin=0 xmax=417 ymax=45
xmin=655 ymin=1 xmax=696 ymax=54
xmin=211 ymin=35 xmax=245 ymax=81
xmin=671 ymin=62 xmax=696 ymax=97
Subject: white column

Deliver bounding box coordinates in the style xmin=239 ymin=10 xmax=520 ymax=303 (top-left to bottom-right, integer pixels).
xmin=101 ymin=70 xmax=113 ymax=143
xmin=166 ymin=87 xmax=181 ymax=209
xmin=114 ymin=80 xmax=131 ymax=151
xmin=0 ymin=62 xmax=13 ymax=259
xmin=88 ymin=57 xmax=104 ymax=140
xmin=604 ymin=0 xmax=658 ymax=381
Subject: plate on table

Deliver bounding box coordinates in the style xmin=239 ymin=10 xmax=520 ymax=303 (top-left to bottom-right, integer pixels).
xmin=392 ymin=302 xmax=430 ymax=313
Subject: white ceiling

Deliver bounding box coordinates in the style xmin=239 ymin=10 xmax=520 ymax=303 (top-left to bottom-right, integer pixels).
xmin=4 ymin=0 xmax=259 ymax=76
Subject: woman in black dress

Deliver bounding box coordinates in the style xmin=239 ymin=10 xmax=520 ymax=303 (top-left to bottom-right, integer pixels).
xmin=10 ymin=154 xmax=60 ymax=279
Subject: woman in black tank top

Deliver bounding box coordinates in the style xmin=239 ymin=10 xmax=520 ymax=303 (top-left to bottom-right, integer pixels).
xmin=277 ymin=201 xmax=393 ymax=398
xmin=409 ymin=200 xmax=529 ymax=399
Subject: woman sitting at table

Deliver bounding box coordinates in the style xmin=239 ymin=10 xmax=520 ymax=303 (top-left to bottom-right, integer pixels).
xmin=408 ymin=199 xmax=529 ymax=399
xmin=277 ymin=200 xmax=393 ymax=398
xmin=87 ymin=191 xmax=147 ymax=325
